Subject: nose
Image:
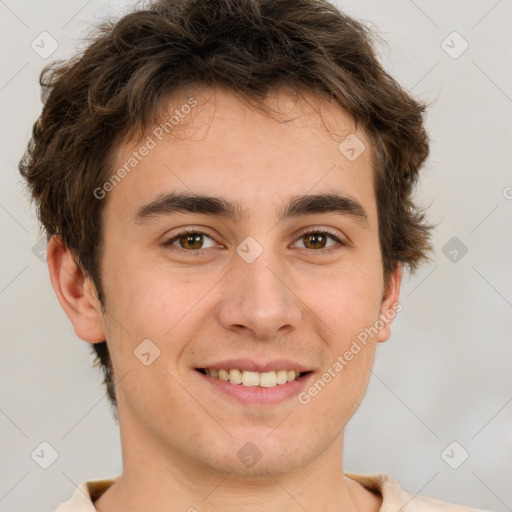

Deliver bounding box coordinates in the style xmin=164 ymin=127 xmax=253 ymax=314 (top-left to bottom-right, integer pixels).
xmin=216 ymin=248 xmax=302 ymax=341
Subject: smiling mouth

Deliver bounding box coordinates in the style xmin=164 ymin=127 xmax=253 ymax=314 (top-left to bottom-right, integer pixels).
xmin=196 ymin=368 xmax=311 ymax=388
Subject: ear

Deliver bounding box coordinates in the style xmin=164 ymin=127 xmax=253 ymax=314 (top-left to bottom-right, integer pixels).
xmin=375 ymin=262 xmax=402 ymax=343
xmin=46 ymin=235 xmax=106 ymax=343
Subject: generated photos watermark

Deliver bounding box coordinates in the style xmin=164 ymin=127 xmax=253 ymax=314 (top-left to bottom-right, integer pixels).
xmin=298 ymin=301 xmax=402 ymax=405
xmin=93 ymin=97 xmax=198 ymax=200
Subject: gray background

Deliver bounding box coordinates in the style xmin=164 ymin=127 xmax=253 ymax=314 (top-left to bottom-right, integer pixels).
xmin=1 ymin=0 xmax=511 ymax=510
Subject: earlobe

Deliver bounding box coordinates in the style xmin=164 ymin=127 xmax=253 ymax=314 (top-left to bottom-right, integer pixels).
xmin=46 ymin=235 xmax=106 ymax=343
xmin=376 ymin=262 xmax=402 ymax=343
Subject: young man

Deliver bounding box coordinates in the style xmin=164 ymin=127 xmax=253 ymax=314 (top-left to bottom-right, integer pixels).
xmin=19 ymin=0 xmax=486 ymax=510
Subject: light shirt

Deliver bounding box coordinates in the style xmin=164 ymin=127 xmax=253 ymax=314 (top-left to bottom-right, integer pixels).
xmin=55 ymin=473 xmax=488 ymax=511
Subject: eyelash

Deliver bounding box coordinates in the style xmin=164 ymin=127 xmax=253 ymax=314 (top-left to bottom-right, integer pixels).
xmin=162 ymin=227 xmax=345 ymax=255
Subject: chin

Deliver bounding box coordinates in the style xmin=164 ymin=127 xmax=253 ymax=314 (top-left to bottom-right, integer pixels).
xmin=200 ymin=432 xmax=317 ymax=479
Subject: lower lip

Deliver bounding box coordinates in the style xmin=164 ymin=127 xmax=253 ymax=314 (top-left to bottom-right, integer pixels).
xmin=195 ymin=370 xmax=314 ymax=405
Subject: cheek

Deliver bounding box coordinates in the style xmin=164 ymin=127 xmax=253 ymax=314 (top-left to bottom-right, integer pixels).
xmin=302 ymin=266 xmax=382 ymax=407
xmin=309 ymin=266 xmax=382 ymax=337
xmin=100 ymin=265 xmax=199 ymax=418
xmin=103 ymin=256 xmax=195 ymax=336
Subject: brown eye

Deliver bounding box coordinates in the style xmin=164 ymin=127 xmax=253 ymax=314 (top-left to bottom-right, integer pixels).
xmin=178 ymin=233 xmax=204 ymax=250
xmin=164 ymin=230 xmax=217 ymax=252
xmin=293 ymin=229 xmax=344 ymax=253
xmin=302 ymin=232 xmax=328 ymax=249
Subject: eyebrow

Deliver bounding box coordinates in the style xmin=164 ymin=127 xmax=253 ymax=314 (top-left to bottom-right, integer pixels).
xmin=134 ymin=192 xmax=369 ymax=228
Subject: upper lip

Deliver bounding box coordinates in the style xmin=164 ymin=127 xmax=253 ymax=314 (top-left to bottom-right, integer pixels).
xmin=196 ymin=359 xmax=313 ymax=373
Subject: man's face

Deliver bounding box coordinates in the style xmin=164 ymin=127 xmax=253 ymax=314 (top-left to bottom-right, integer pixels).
xmin=97 ymin=87 xmax=400 ymax=477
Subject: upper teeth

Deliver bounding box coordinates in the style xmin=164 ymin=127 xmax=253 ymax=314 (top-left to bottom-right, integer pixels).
xmin=204 ymin=368 xmax=302 ymax=387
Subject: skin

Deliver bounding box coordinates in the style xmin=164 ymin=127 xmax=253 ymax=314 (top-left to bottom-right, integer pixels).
xmin=48 ymin=86 xmax=401 ymax=512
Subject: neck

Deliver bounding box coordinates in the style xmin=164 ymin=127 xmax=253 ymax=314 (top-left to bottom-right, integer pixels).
xmin=94 ymin=428 xmax=381 ymax=512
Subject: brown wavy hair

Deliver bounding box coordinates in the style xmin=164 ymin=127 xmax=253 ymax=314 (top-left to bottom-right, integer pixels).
xmin=19 ymin=0 xmax=434 ymax=418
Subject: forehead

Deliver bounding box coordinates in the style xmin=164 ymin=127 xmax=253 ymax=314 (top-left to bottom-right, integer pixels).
xmin=104 ymin=86 xmax=376 ymax=226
